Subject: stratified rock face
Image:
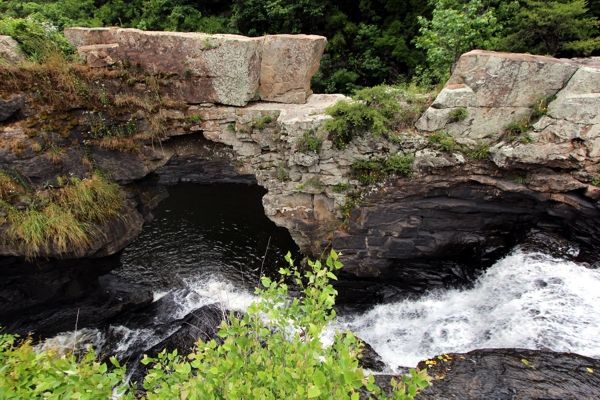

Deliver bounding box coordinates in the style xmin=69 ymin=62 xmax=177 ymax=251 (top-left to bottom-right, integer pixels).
xmin=417 ymin=50 xmax=600 ymax=171
xmin=63 ymin=27 xmax=326 ymax=106
xmin=0 ymin=35 xmax=25 ymax=64
xmin=332 ymin=173 xmax=600 ymax=293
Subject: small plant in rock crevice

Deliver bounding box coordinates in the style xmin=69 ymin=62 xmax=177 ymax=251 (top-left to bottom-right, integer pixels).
xmin=277 ymin=165 xmax=287 ymax=182
xmin=352 ymin=154 xmax=414 ymax=185
xmin=428 ymin=131 xmax=456 ymax=152
xmin=187 ymin=113 xmax=202 ymax=124
xmin=502 ymin=95 xmax=557 ymax=140
xmin=530 ymin=95 xmax=556 ymax=121
xmin=297 ymin=129 xmax=323 ymax=154
xmin=296 ymin=176 xmax=324 ymax=192
xmin=590 ymin=176 xmax=600 ymax=186
xmin=331 ymin=182 xmax=353 ymax=193
xmin=449 ymin=107 xmax=468 ymax=122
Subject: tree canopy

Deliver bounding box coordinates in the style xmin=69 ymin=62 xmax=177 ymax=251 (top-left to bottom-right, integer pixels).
xmin=0 ymin=0 xmax=598 ymax=90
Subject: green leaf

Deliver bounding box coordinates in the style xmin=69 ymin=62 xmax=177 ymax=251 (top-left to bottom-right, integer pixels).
xmin=307 ymin=386 xmax=321 ymax=398
xmin=313 ymin=370 xmax=326 ymax=386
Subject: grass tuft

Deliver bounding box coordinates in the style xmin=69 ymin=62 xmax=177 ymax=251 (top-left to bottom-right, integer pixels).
xmin=2 ymin=173 xmax=122 ymax=258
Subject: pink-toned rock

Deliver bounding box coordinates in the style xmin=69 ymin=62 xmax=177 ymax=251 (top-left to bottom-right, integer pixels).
xmin=78 ymin=44 xmax=119 ymax=68
xmin=447 ymin=50 xmax=578 ymax=108
xmin=63 ymin=27 xmax=117 ymax=48
xmin=64 ymin=28 xmax=327 ymax=106
xmin=0 ymin=35 xmax=25 ymax=64
xmin=259 ymin=35 xmax=327 ymax=104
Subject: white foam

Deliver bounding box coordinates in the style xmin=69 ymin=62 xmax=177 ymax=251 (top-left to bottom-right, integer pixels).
xmin=171 ymin=277 xmax=257 ymax=319
xmin=35 ymin=328 xmax=105 ymax=355
xmin=338 ymin=250 xmax=600 ymax=370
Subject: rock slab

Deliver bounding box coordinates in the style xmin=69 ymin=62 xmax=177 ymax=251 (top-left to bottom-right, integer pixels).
xmin=64 ymin=27 xmax=326 ymax=106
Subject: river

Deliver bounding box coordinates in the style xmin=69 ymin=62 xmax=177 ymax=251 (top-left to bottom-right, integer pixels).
xmin=38 ymin=183 xmax=600 ymax=373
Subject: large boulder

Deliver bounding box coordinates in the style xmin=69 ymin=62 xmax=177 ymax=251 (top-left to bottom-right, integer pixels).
xmin=417 ymin=50 xmax=600 ymax=170
xmin=63 ymin=28 xmax=327 ymax=106
xmin=416 ymin=51 xmax=579 ymax=140
xmin=258 ymin=35 xmax=327 ymax=103
xmin=0 ymin=35 xmax=25 ymax=64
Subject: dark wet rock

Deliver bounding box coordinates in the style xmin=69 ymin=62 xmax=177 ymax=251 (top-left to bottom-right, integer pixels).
xmin=154 ymin=134 xmax=257 ymax=185
xmin=126 ymin=304 xmax=229 ymax=387
xmin=358 ymin=337 xmax=386 ymax=373
xmin=158 ymin=155 xmax=256 ymax=185
xmin=0 ymin=93 xmax=25 ymax=121
xmin=414 ymin=348 xmax=600 ymax=399
xmin=145 ymin=304 xmax=227 ymax=357
xmin=334 ymin=174 xmax=600 ymax=303
xmin=0 ymin=260 xmax=154 ymax=338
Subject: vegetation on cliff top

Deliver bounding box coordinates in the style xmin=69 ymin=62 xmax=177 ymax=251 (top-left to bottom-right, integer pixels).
xmin=1 ymin=0 xmax=598 ymax=91
xmin=0 ymin=251 xmax=431 ymax=399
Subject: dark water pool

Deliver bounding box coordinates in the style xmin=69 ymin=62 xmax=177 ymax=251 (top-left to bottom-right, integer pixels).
xmin=116 ymin=183 xmax=301 ymax=291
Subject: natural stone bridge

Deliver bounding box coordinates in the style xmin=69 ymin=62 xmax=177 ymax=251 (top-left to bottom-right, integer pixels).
xmin=2 ymin=28 xmax=600 ymax=329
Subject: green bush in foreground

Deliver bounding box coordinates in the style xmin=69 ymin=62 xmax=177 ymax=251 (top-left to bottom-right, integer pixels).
xmin=0 ymin=251 xmax=430 ymax=399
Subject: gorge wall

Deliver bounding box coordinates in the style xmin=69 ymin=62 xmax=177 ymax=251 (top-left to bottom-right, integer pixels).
xmin=2 ymin=28 xmax=600 ymax=329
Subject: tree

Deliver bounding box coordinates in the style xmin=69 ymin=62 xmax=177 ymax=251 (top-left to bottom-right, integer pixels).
xmin=414 ymin=0 xmax=500 ymax=83
xmin=498 ymin=0 xmax=600 ymax=57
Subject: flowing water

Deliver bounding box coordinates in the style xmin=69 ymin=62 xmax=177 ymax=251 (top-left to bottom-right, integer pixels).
xmin=40 ymin=183 xmax=600 ymax=371
xmin=337 ymin=250 xmax=600 ymax=370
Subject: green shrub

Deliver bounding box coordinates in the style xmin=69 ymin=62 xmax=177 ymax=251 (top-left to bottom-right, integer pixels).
xmin=0 ymin=334 xmax=128 ymax=399
xmin=591 ymin=176 xmax=600 ymax=186
xmin=0 ymin=17 xmax=76 ymax=62
xmin=297 ymin=129 xmax=323 ymax=154
xmin=323 ymin=85 xmax=430 ymax=149
xmin=352 ymin=155 xmax=414 ymax=185
xmin=449 ymin=107 xmax=468 ymax=122
xmin=141 ymin=250 xmax=431 ymax=399
xmin=428 ymin=132 xmax=456 ymax=152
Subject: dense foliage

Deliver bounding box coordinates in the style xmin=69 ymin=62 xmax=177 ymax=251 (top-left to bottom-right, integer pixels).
xmin=0 ymin=0 xmax=598 ymax=90
xmin=0 ymin=251 xmax=431 ymax=399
